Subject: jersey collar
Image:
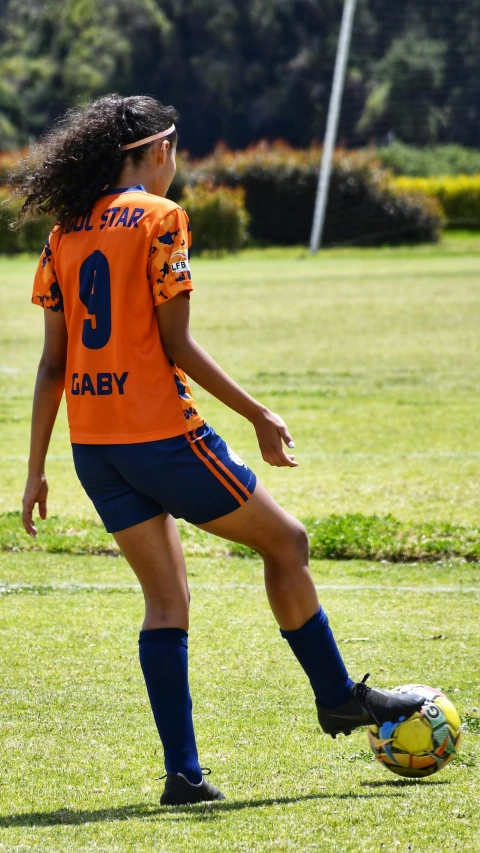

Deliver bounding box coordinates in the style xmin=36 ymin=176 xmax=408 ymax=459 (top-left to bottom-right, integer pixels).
xmin=100 ymin=184 xmax=147 ymax=196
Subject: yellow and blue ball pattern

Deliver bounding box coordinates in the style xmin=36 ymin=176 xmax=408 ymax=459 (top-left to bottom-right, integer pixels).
xmin=367 ymin=685 xmax=461 ymax=778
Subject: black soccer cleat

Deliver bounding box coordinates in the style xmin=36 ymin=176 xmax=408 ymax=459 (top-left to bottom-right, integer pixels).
xmin=316 ymin=673 xmax=425 ymax=739
xmin=160 ymin=769 xmax=225 ymax=806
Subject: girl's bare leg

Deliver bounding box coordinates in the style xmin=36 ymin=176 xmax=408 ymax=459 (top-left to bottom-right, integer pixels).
xmin=113 ymin=512 xmax=189 ymax=630
xmin=196 ymin=482 xmax=319 ymax=631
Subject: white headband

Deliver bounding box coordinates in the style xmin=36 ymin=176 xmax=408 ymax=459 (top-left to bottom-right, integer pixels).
xmin=121 ymin=124 xmax=176 ymax=151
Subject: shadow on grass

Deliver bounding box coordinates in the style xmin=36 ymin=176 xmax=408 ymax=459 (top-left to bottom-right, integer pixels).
xmin=0 ymin=790 xmax=406 ymax=827
xmin=361 ymin=778 xmax=451 ymax=788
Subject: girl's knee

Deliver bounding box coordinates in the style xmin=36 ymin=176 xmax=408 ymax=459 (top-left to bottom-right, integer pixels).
xmin=264 ymin=519 xmax=309 ymax=565
xmin=292 ymin=521 xmax=310 ymax=562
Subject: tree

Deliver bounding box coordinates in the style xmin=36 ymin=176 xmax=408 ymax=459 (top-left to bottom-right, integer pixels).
xmin=357 ymin=23 xmax=447 ymax=144
xmin=0 ymin=0 xmax=170 ymax=148
xmin=0 ymin=0 xmax=478 ymax=153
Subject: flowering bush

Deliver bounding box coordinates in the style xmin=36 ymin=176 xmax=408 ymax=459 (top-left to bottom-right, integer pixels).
xmin=0 ymin=149 xmax=28 ymax=183
xmin=392 ymin=175 xmax=480 ymax=228
xmin=179 ymin=183 xmax=249 ymax=253
xmin=0 ymin=189 xmax=53 ymax=253
xmin=0 ymin=143 xmax=448 ymax=253
xmin=175 ymin=142 xmax=443 ymax=246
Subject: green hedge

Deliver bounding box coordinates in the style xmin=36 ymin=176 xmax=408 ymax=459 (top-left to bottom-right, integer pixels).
xmin=0 ymin=144 xmax=450 ymax=253
xmin=393 ymin=175 xmax=480 ymax=228
xmin=179 ymin=183 xmax=249 ymax=252
xmin=0 ymin=149 xmax=29 ymax=184
xmin=376 ymin=142 xmax=480 ymax=177
xmin=0 ymin=183 xmax=249 ymax=255
xmin=0 ymin=191 xmax=52 ymax=253
xmin=176 ymin=144 xmax=443 ymax=246
xmin=2 ymin=510 xmax=480 ymax=562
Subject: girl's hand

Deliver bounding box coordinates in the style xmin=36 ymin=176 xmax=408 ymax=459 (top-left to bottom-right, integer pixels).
xmin=22 ymin=473 xmax=48 ymax=537
xmin=252 ymin=408 xmax=298 ymax=468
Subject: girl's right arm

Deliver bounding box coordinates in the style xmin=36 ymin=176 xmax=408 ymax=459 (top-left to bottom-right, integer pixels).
xmin=22 ymin=310 xmax=68 ymax=536
xmin=156 ymin=293 xmax=298 ymax=468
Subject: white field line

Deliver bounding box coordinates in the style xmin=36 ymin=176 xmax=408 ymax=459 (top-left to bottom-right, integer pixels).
xmin=0 ymin=582 xmax=478 ymax=595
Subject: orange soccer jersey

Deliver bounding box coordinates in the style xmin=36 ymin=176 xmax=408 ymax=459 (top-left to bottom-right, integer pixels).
xmin=32 ymin=186 xmax=205 ymax=443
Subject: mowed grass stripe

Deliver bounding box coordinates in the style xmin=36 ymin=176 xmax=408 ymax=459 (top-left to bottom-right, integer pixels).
xmin=2 ymin=240 xmax=480 ymax=525
xmin=2 ymin=511 xmax=480 ymax=562
xmin=1 ymin=582 xmax=479 ymax=596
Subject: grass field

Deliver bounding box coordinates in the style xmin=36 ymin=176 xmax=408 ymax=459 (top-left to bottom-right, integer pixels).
xmin=0 ymin=233 xmax=479 ymax=852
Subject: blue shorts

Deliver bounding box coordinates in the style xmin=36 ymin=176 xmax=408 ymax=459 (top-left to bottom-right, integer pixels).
xmin=72 ymin=423 xmax=257 ymax=533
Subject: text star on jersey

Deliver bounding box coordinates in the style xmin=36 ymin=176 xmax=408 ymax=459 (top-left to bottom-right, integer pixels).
xmin=33 ymin=189 xmax=203 ymax=443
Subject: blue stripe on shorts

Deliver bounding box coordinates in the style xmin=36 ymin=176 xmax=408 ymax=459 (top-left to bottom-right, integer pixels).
xmin=72 ymin=423 xmax=257 ymax=533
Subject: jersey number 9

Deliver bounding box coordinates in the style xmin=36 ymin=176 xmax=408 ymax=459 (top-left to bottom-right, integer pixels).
xmin=79 ymin=250 xmax=111 ymax=350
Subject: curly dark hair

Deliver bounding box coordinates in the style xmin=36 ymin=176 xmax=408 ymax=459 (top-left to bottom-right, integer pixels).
xmin=9 ymin=94 xmax=178 ymax=228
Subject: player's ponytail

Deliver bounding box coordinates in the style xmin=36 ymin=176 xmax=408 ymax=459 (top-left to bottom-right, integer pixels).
xmin=9 ymin=94 xmax=178 ymax=228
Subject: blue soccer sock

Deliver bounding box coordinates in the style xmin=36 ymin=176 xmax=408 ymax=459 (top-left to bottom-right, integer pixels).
xmin=139 ymin=627 xmax=202 ymax=784
xmin=280 ymin=607 xmax=354 ymax=708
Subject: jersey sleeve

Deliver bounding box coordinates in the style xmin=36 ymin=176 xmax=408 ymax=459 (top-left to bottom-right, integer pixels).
xmin=149 ymin=207 xmax=193 ymax=306
xmin=31 ymin=231 xmax=64 ymax=312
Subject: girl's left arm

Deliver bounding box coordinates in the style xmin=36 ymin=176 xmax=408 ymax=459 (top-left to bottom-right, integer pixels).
xmin=157 ymin=293 xmax=298 ymax=468
xmin=22 ymin=310 xmax=68 ymax=537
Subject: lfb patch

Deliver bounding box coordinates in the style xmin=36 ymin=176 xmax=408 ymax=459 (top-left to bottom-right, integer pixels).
xmin=170 ymin=249 xmax=190 ymax=274
xmin=226 ymin=445 xmax=246 ymax=467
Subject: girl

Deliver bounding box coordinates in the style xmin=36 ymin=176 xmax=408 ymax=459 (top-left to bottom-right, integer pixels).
xmin=15 ymin=94 xmax=423 ymax=806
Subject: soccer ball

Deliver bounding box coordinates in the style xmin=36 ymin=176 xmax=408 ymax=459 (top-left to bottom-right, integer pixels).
xmin=367 ymin=685 xmax=461 ymax=778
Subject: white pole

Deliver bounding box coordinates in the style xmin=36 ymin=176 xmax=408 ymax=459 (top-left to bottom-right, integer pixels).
xmin=310 ymin=0 xmax=358 ymax=252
